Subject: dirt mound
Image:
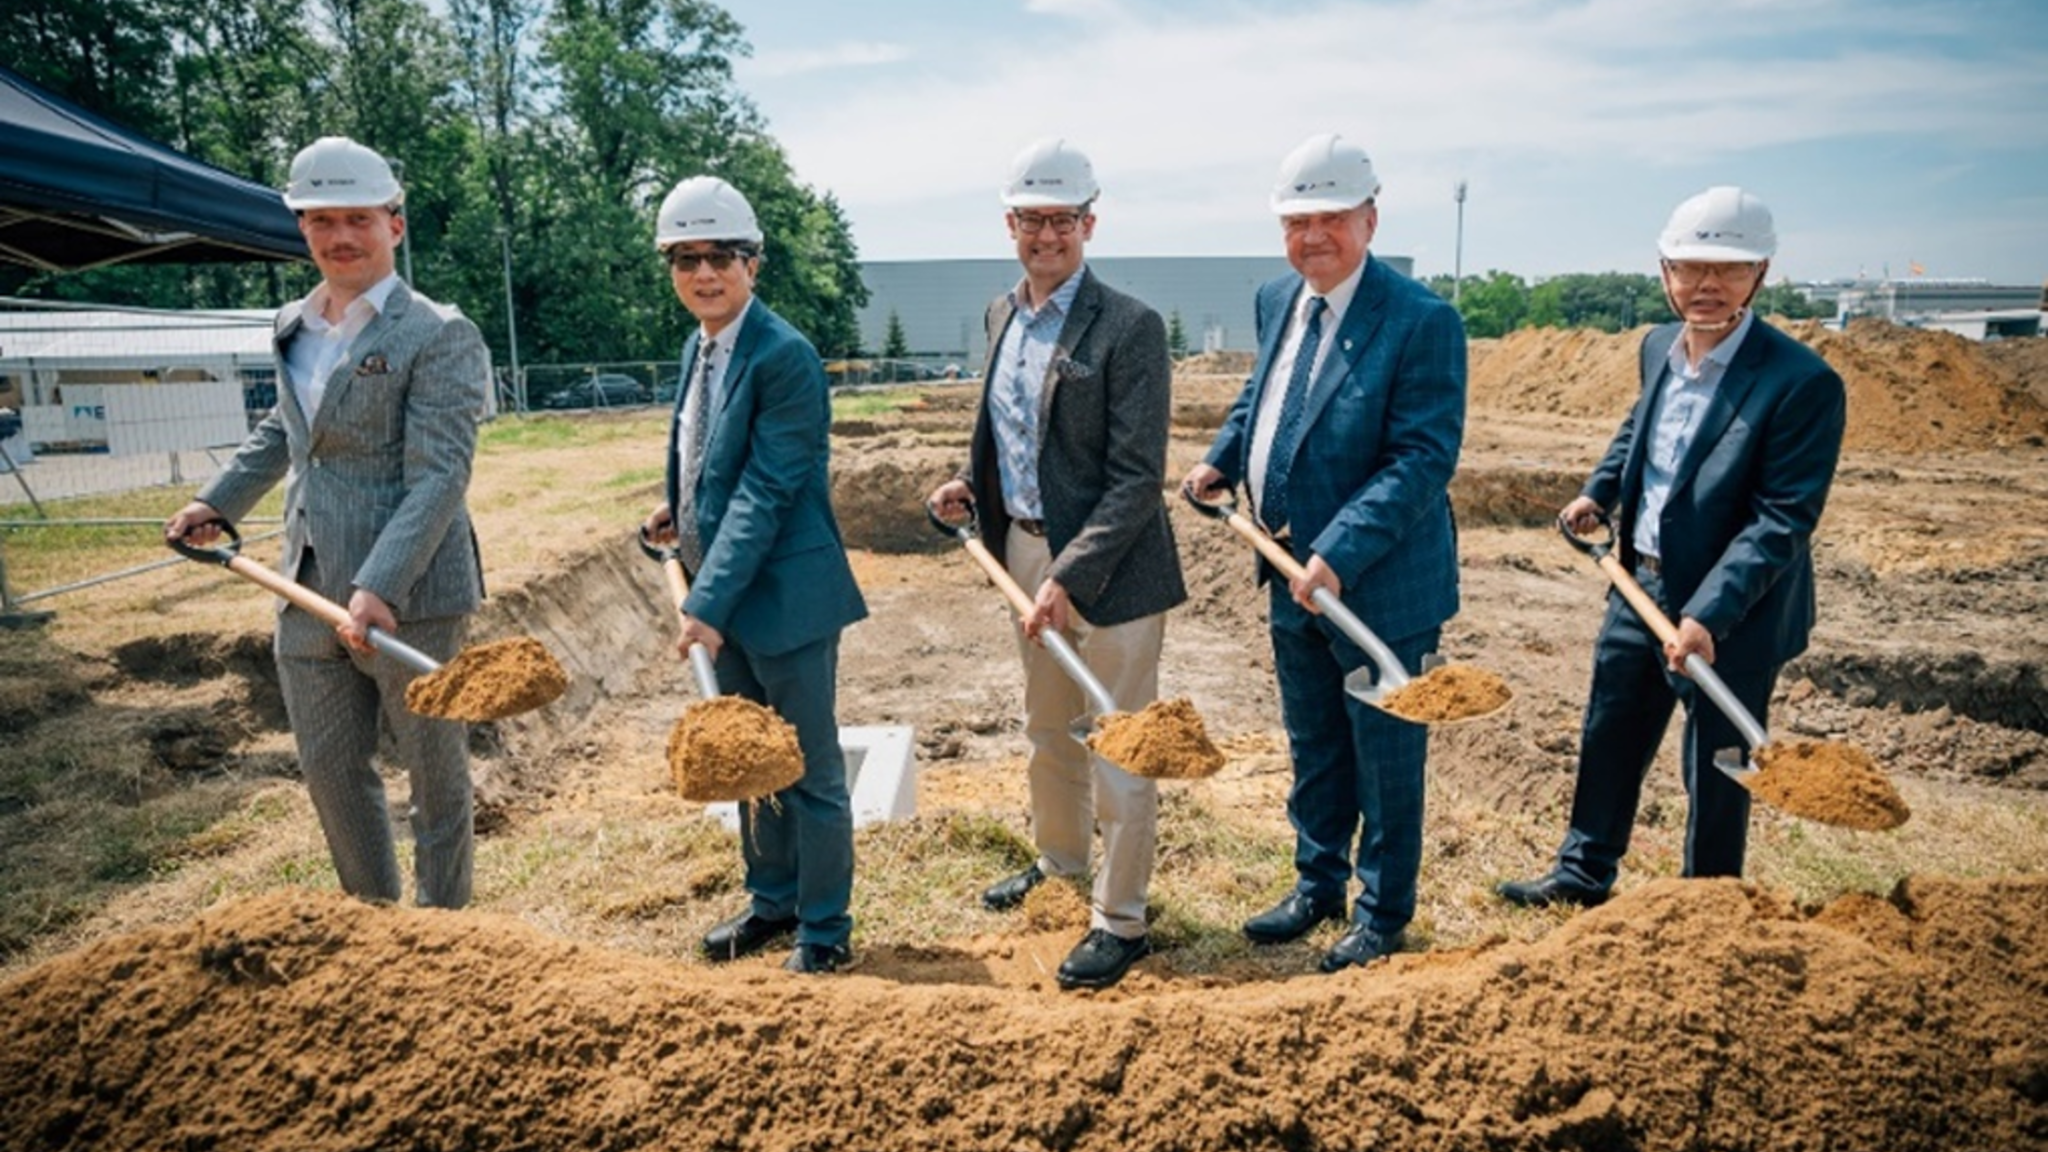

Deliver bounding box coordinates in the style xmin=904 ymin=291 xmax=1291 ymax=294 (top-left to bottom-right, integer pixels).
xmin=1468 ymin=319 xmax=2048 ymax=453
xmin=5 ymin=878 xmax=2043 ymax=1151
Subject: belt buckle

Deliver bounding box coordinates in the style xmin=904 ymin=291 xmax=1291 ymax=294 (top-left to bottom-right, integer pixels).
xmin=1015 ymin=517 xmax=1045 ymax=537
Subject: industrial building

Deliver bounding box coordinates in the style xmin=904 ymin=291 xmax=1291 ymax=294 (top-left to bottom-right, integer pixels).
xmin=855 ymin=254 xmax=1414 ymax=369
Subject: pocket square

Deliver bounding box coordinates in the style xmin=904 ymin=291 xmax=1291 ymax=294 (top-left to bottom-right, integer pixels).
xmin=356 ymin=354 xmax=390 ymax=376
xmin=1053 ymin=357 xmax=1094 ymax=381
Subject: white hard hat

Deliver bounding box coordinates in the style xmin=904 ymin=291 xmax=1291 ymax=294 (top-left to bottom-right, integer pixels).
xmin=1001 ymin=138 xmax=1099 ymax=208
xmin=1658 ymin=186 xmax=1777 ymax=262
xmin=654 ymin=176 xmax=763 ymax=248
xmin=1271 ymin=133 xmax=1380 ymax=215
xmin=283 ymin=137 xmax=404 ymax=210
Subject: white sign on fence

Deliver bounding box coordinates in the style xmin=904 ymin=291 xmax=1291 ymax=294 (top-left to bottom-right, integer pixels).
xmin=106 ymin=382 xmax=247 ymax=455
xmin=21 ymin=382 xmax=246 ymax=455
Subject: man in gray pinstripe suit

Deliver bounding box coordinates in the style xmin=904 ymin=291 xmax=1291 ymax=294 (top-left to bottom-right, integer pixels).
xmin=928 ymin=138 xmax=1186 ymax=991
xmin=166 ymin=137 xmax=492 ymax=909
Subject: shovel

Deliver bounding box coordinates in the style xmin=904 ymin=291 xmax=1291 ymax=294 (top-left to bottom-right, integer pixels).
xmin=634 ymin=525 xmax=803 ymax=802
xmin=636 ymin=525 xmax=722 ymax=702
xmin=167 ymin=518 xmax=565 ymax=720
xmin=926 ymin=502 xmax=1121 ymax=747
xmin=1558 ymin=514 xmax=1764 ymax=783
xmin=1182 ymin=486 xmax=1508 ymax=724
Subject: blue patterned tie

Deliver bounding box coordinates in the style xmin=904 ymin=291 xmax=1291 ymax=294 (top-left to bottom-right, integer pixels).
xmin=1260 ymin=296 xmax=1326 ymax=532
xmin=675 ymin=338 xmax=716 ymax=570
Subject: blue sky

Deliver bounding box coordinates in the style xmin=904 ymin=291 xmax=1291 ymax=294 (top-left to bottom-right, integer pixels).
xmin=714 ymin=0 xmax=2048 ymax=285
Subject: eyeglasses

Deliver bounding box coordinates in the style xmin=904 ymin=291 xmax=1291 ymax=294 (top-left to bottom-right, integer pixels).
xmin=1012 ymin=211 xmax=1086 ymax=235
xmin=665 ymin=248 xmax=751 ymax=273
xmin=1663 ymin=260 xmax=1760 ymax=286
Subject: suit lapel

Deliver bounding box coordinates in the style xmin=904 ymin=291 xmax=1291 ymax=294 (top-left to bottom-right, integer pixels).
xmin=1241 ymin=275 xmax=1301 ymax=474
xmin=1669 ymin=322 xmax=1767 ymax=501
xmin=1296 ymin=257 xmax=1391 ymax=438
xmin=1620 ymin=325 xmax=1681 ymax=508
xmin=272 ymin=301 xmax=313 ymax=437
xmin=1040 ymin=270 xmax=1103 ymax=428
xmin=308 ymin=281 xmax=408 ymax=437
xmin=712 ymin=304 xmax=762 ymax=429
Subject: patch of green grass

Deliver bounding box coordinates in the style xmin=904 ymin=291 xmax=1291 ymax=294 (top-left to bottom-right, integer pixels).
xmin=601 ymin=467 xmax=666 ymax=490
xmin=478 ymin=411 xmax=665 ymax=453
xmin=832 ymin=388 xmax=925 ymax=421
xmin=0 ymin=488 xmax=287 ymax=591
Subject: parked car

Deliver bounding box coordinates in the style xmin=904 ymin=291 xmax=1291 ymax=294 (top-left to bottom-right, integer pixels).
xmin=542 ymin=373 xmax=650 ymax=410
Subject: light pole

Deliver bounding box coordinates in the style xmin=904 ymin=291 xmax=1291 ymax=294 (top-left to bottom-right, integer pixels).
xmin=390 ymin=158 xmax=416 ymax=285
xmin=498 ymin=228 xmax=524 ymax=412
xmin=1452 ymin=179 xmax=1468 ymax=306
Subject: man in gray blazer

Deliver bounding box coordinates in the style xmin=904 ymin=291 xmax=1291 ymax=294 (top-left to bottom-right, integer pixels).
xmin=1499 ymin=187 xmax=1846 ymax=909
xmin=928 ymin=138 xmax=1186 ymax=991
xmin=166 ymin=136 xmax=492 ymax=909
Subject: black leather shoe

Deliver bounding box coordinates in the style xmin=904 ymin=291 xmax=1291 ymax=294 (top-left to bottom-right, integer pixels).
xmin=701 ymin=911 xmax=798 ymax=962
xmin=981 ymin=863 xmax=1046 ymax=911
xmin=1056 ymin=928 xmax=1152 ymax=991
xmin=784 ymin=943 xmax=854 ymax=974
xmin=1242 ymin=891 xmax=1346 ymax=944
xmin=1495 ymin=873 xmax=1610 ymax=909
xmin=1318 ymin=923 xmax=1406 ymax=973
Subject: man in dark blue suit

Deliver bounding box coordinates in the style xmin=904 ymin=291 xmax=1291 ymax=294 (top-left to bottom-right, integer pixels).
xmin=1499 ymin=187 xmax=1846 ymax=909
xmin=1184 ymin=134 xmax=1467 ymax=973
xmin=642 ymin=176 xmax=869 ymax=972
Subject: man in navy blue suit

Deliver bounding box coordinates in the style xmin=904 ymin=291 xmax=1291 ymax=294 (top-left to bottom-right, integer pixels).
xmin=1184 ymin=134 xmax=1467 ymax=973
xmin=1498 ymin=187 xmax=1846 ymax=910
xmin=642 ymin=176 xmax=869 ymax=973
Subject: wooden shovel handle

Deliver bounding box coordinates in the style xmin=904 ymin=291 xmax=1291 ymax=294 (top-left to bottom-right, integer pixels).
xmin=962 ymin=537 xmax=1040 ymax=622
xmin=1595 ymin=553 xmax=1681 ymax=646
xmin=1226 ymin=511 xmax=1309 ymax=581
xmin=224 ymin=553 xmax=353 ymax=631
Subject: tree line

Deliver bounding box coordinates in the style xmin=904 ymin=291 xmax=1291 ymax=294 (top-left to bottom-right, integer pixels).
xmin=1 ymin=0 xmax=869 ymax=366
xmin=1423 ymin=271 xmax=1824 ymax=338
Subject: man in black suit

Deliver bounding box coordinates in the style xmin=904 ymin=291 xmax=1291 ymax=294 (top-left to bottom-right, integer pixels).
xmin=928 ymin=138 xmax=1185 ymax=990
xmin=1499 ymin=187 xmax=1847 ymax=908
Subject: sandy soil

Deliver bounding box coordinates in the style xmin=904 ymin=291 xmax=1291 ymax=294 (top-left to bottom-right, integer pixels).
xmin=3 ymin=318 xmax=2046 ymax=1150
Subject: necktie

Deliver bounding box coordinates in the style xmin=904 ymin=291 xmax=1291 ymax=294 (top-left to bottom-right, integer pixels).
xmin=1260 ymin=296 xmax=1326 ymax=533
xmin=675 ymin=338 xmax=717 ymax=570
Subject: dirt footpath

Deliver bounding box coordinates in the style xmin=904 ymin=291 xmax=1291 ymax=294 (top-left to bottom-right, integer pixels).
xmin=2 ymin=318 xmax=2046 ymax=1151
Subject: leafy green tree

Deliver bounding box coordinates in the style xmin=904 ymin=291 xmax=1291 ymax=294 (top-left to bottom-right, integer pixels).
xmin=1166 ymin=309 xmax=1189 ymax=358
xmin=1753 ymin=281 xmax=1825 ymax=320
xmin=1455 ymin=271 xmax=1531 ymax=338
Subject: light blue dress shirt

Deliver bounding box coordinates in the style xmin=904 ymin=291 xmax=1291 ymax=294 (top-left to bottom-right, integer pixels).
xmin=989 ymin=267 xmax=1085 ymax=520
xmin=1634 ymin=309 xmax=1757 ymax=560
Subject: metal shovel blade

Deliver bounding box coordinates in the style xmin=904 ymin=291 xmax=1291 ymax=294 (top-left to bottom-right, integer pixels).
xmin=1714 ymin=746 xmax=1757 ymax=785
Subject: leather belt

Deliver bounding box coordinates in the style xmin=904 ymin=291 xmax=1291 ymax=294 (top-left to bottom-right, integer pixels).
xmin=1013 ymin=518 xmax=1046 ymax=537
xmin=1635 ymin=553 xmax=1663 ymax=576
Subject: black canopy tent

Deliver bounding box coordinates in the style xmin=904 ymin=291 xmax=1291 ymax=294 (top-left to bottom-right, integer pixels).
xmin=0 ymin=63 xmax=307 ymax=271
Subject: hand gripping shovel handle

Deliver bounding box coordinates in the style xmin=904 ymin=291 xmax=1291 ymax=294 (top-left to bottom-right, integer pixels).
xmin=1181 ymin=486 xmax=1412 ymax=690
xmin=637 ymin=526 xmax=721 ymax=699
xmin=1558 ymin=516 xmax=1767 ymax=752
xmin=926 ymin=501 xmax=1118 ymax=718
xmin=167 ymin=518 xmax=439 ymax=675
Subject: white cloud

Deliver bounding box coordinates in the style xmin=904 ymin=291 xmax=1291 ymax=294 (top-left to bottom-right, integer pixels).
xmin=747 ymin=0 xmax=2048 ymax=277
xmin=740 ymin=40 xmax=912 ymax=80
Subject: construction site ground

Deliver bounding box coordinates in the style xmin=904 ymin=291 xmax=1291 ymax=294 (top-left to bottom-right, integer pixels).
xmin=2 ymin=319 xmax=2045 ymax=1151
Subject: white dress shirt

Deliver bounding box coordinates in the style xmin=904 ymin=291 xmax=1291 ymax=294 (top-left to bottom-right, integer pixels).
xmin=1247 ymin=257 xmax=1365 ymax=520
xmin=284 ymin=272 xmax=401 ymax=423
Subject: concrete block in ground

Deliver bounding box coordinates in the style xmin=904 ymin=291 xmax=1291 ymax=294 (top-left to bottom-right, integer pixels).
xmin=706 ymin=724 xmax=916 ymax=831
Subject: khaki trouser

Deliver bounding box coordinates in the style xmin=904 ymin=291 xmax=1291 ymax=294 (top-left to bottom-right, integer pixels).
xmin=1006 ymin=524 xmax=1163 ymax=938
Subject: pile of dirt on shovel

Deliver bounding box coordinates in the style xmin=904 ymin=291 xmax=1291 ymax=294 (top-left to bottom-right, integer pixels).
xmin=5 ymin=877 xmax=2045 ymax=1151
